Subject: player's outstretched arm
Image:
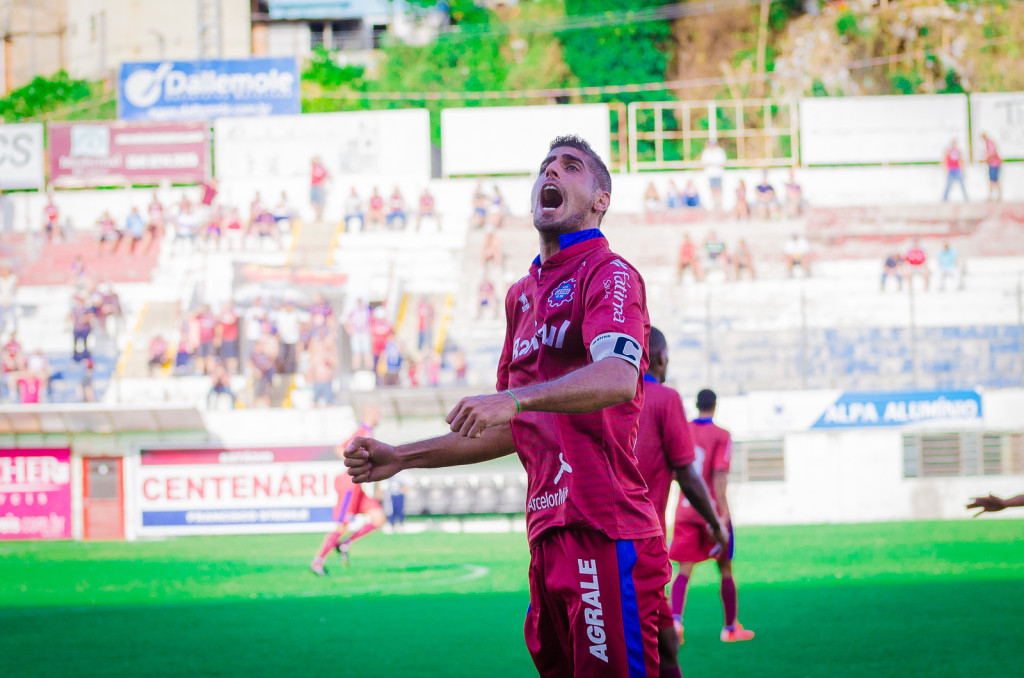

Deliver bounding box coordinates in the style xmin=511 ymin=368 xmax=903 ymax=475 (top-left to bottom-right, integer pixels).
xmin=345 ymin=425 xmax=515 ymax=483
xmin=675 ymin=463 xmax=728 ymax=553
xmin=967 ymin=492 xmax=1024 ymax=516
xmin=447 ymin=357 xmax=637 ymax=438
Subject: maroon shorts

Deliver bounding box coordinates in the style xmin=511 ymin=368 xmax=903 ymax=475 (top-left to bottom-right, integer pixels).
xmin=668 ymin=521 xmax=733 ymax=564
xmin=333 ymin=488 xmax=381 ymax=523
xmin=525 ymin=528 xmax=670 ymax=678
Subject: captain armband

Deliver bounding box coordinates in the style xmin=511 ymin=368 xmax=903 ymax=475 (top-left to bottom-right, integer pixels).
xmin=589 ymin=332 xmax=642 ymax=371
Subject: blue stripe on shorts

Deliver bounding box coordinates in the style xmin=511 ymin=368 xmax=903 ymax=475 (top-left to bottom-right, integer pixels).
xmin=615 ymin=540 xmax=646 ymax=678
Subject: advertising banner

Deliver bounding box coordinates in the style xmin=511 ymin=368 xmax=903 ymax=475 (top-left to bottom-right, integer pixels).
xmin=48 ymin=121 xmax=210 ymax=187
xmin=213 ymin=109 xmax=431 ymax=181
xmin=441 ymin=104 xmax=611 ymax=176
xmin=969 ymin=91 xmax=1024 ymax=161
xmin=0 ymin=123 xmax=45 ymax=190
xmin=0 ymin=448 xmax=72 ymax=541
xmin=119 ymin=57 xmax=300 ymax=121
xmin=799 ymin=95 xmax=969 ymax=165
xmin=137 ymin=445 xmax=348 ymax=536
xmin=810 ymin=390 xmax=982 ymax=429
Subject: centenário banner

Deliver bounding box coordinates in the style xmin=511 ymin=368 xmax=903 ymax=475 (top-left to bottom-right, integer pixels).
xmin=118 ymin=57 xmax=300 ymax=121
xmin=48 ymin=121 xmax=210 ymax=187
xmin=0 ymin=448 xmax=72 ymax=541
xmin=136 ymin=445 xmax=351 ymax=536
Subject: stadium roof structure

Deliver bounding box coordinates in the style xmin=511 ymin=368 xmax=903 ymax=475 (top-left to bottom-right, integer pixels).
xmin=0 ymin=405 xmax=205 ymax=436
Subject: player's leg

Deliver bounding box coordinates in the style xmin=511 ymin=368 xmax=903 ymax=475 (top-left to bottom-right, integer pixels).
xmin=667 ymin=520 xmax=709 ymax=639
xmin=311 ymin=522 xmax=348 ymax=575
xmin=716 ymin=524 xmax=754 ymax=642
xmin=655 ymin=596 xmax=683 ymax=678
xmin=669 ymin=561 xmax=694 ymax=639
xmin=338 ymin=495 xmax=386 ymax=564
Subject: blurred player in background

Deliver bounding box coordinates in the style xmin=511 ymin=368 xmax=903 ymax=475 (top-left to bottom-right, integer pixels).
xmin=634 ymin=326 xmax=729 ymax=672
xmin=967 ymin=493 xmax=1024 ymax=516
xmin=346 ymin=135 xmax=672 ymax=677
xmin=668 ymin=388 xmax=755 ymax=643
xmin=311 ymin=405 xmax=384 ymax=575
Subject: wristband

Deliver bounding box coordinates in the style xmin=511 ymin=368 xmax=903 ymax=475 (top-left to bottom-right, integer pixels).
xmin=505 ymin=389 xmax=522 ymax=413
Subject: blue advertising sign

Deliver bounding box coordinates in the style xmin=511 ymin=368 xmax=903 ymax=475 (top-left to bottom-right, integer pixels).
xmin=118 ymin=58 xmax=300 ymax=121
xmin=811 ymin=390 xmax=982 ymax=429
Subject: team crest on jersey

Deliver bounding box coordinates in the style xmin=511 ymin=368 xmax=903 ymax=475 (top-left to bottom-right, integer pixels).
xmin=519 ymin=292 xmax=530 ymax=313
xmin=548 ymin=278 xmax=575 ymax=308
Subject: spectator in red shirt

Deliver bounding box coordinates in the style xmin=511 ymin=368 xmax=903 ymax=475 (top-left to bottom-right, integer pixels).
xmin=386 ymin=187 xmax=407 ymax=230
xmin=194 ymin=304 xmax=218 ymax=375
xmin=95 ymin=210 xmax=124 ymax=256
xmin=417 ymin=188 xmax=437 ymax=231
xmin=310 ymin=157 xmax=329 ymax=220
xmin=369 ymin=306 xmax=392 ymax=371
xmin=367 ymin=187 xmax=385 ymax=230
xmin=904 ymin=239 xmax=930 ymax=291
xmin=676 ymin=233 xmax=703 ymax=283
xmin=148 ymin=335 xmax=168 ymax=376
xmin=417 ymin=296 xmax=434 ymax=352
xmin=215 ymin=303 xmax=241 ymax=374
xmin=942 ymin=139 xmax=968 ymax=203
xmin=980 ymin=132 xmax=1002 ymax=202
xmin=43 ymin=197 xmax=60 ymax=243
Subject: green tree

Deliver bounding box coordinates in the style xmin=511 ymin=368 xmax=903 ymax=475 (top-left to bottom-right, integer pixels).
xmin=0 ymin=70 xmax=92 ymax=122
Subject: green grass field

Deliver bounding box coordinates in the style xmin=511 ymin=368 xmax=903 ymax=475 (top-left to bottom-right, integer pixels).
xmin=2 ymin=519 xmax=1022 ymax=677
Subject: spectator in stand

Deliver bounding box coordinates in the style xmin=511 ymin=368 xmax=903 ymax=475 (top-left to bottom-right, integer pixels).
xmin=703 ymin=230 xmax=729 ymax=277
xmin=345 ymin=298 xmax=373 ymax=371
xmin=470 ymin=182 xmax=488 ymax=229
xmin=386 ymin=187 xmax=407 ymax=230
xmin=937 ymin=241 xmax=963 ymax=292
xmin=69 ymin=255 xmax=88 ymax=290
xmin=307 ymin=333 xmax=337 ymax=407
xmin=43 ymin=197 xmax=60 ymax=243
xmin=273 ymin=191 xmax=296 ymax=225
xmin=477 ymin=276 xmax=498 ymax=320
xmin=367 ymin=187 xmax=385 ymax=229
xmin=644 ymin=181 xmax=663 ymax=216
xmin=125 ymin=207 xmax=146 ymax=254
xmin=942 ymin=139 xmax=968 ymax=202
xmin=487 ymin=186 xmax=506 ymax=229
xmin=173 ymin=203 xmax=200 ymax=253
xmin=207 ymin=361 xmax=235 ymax=410
xmin=904 ymin=239 xmax=930 ymax=291
xmin=451 ymin=347 xmax=467 ymax=385
xmin=310 ymin=157 xmax=329 ymax=220
xmin=417 ymin=296 xmax=435 ymax=352
xmin=665 ymin=180 xmax=683 ymax=210
xmin=784 ymin=169 xmax=805 ymax=218
xmin=147 ymin=191 xmax=165 ymax=246
xmin=0 ymin=266 xmax=17 ymax=334
xmin=174 ymin=306 xmax=196 ymax=375
xmin=701 ymin=138 xmax=728 ymax=213
xmin=98 ymin=285 xmax=123 ymax=337
xmin=274 ymin=301 xmax=305 ymax=376
xmin=148 ymin=335 xmax=168 ymax=376
xmin=981 ymin=133 xmax=1002 ymax=202
xmin=254 ymin=204 xmax=280 ymax=249
xmin=881 ymin=251 xmax=904 ymax=292
xmin=378 ymin=332 xmax=403 ymax=387
xmin=682 ymin=180 xmax=701 ymax=209
xmin=417 ymin=188 xmax=437 ymax=231
xmin=754 ymin=171 xmax=780 ymax=220
xmin=250 ymin=323 xmax=279 ymax=408
xmin=215 ymin=303 xmax=241 ymax=374
xmin=17 ymin=366 xmax=42 ymax=404
xmin=784 ymin=233 xmax=811 ymax=277
xmin=369 ymin=306 xmax=392 ymax=371
xmin=96 ymin=211 xmax=124 ymax=255
xmin=69 ymin=298 xmax=94 ymax=362
xmin=224 ymin=207 xmax=244 ymax=251
xmin=734 ymin=179 xmax=750 ymax=220
xmin=80 ymin=358 xmax=95 ymax=403
xmin=309 ymin=293 xmax=334 ymax=325
xmin=481 ymin=220 xmax=504 ymax=270
xmin=344 ymin=188 xmax=364 ymax=232
xmin=2 ymin=333 xmax=23 ymax=401
xmin=427 ymin=352 xmax=441 ymax=387
xmin=732 ymin=238 xmax=756 ymax=280
xmin=194 ymin=304 xmax=218 ymax=375
xmin=242 ymin=298 xmax=268 ymax=368
xmin=247 ymin=192 xmax=264 ymax=237
xmin=204 ymin=205 xmax=224 ymax=251
xmin=677 ymin=233 xmax=703 ymax=284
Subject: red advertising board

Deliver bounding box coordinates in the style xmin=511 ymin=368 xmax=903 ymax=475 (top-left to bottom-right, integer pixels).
xmin=0 ymin=448 xmax=72 ymax=540
xmin=48 ymin=121 xmax=209 ymax=187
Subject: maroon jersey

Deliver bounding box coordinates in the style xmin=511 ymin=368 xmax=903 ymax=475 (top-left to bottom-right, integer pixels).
xmin=496 ymin=230 xmax=659 ymax=547
xmin=675 ymin=417 xmax=731 ymax=525
xmin=634 ymin=376 xmax=696 ymax=534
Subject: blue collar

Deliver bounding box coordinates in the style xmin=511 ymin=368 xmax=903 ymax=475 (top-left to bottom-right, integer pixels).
xmin=693 ymin=417 xmax=714 ymax=424
xmin=532 ymin=229 xmax=605 ymax=266
xmin=643 ymin=374 xmax=659 ymax=384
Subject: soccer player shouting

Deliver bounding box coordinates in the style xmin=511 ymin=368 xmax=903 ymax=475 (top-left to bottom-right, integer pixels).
xmin=634 ymin=327 xmax=729 ymax=665
xmin=668 ymin=389 xmax=755 ymax=643
xmin=346 ymin=135 xmax=671 ymax=677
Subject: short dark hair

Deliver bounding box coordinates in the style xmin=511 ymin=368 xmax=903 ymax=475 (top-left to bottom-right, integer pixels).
xmin=649 ymin=326 xmax=667 ymax=356
xmin=696 ymin=388 xmax=717 ymax=411
xmin=548 ymin=135 xmax=612 ymax=196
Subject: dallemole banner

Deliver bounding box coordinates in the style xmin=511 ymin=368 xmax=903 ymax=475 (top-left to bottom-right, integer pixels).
xmin=137 ymin=445 xmax=351 ymax=536
xmin=0 ymin=448 xmax=72 ymax=541
xmin=48 ymin=121 xmax=210 ymax=188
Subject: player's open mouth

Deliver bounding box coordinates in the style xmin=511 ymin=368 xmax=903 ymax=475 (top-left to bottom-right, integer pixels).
xmin=540 ymin=184 xmax=564 ymax=211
